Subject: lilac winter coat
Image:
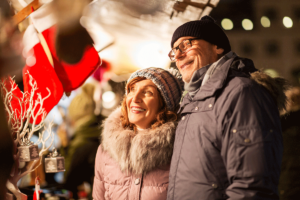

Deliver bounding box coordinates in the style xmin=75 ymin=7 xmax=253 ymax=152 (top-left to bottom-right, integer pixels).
xmin=93 ymin=108 xmax=177 ymax=200
xmin=167 ymin=53 xmax=288 ymax=200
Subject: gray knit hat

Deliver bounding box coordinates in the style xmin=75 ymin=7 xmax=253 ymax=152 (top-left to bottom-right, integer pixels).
xmin=126 ymin=67 xmax=184 ymax=111
xmin=171 ymin=15 xmax=231 ymax=54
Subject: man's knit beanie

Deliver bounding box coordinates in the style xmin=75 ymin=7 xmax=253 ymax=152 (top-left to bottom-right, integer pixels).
xmin=126 ymin=67 xmax=184 ymax=112
xmin=171 ymin=15 xmax=231 ymax=54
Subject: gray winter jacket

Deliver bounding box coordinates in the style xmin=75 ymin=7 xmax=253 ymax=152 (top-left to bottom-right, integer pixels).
xmin=167 ymin=53 xmax=288 ymax=200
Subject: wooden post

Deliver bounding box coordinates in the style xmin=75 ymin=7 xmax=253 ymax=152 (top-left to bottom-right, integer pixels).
xmin=12 ymin=0 xmax=41 ymax=26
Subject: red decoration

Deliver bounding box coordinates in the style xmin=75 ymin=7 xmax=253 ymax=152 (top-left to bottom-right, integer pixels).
xmin=13 ymin=3 xmax=101 ymax=124
xmin=92 ymin=59 xmax=111 ymax=82
xmin=33 ymin=176 xmax=41 ymax=200
xmin=22 ymin=25 xmax=64 ymax=124
xmin=41 ymin=25 xmax=101 ymax=92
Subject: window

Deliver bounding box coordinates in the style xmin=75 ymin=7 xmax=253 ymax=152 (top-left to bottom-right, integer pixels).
xmin=265 ymin=41 xmax=279 ymax=56
xmin=295 ymin=41 xmax=300 ymax=55
xmin=291 ymin=67 xmax=300 ymax=84
xmin=240 ymin=42 xmax=254 ymax=56
xmin=293 ymin=7 xmax=300 ymax=22
xmin=263 ymin=8 xmax=277 ymax=22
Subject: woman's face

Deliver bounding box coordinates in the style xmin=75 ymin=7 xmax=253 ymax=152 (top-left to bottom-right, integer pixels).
xmin=126 ymin=79 xmax=161 ymax=129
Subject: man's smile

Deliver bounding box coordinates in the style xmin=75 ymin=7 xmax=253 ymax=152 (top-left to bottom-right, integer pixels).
xmin=179 ymin=60 xmax=194 ymax=70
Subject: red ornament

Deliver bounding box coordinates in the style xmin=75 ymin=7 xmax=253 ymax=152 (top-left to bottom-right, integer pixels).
xmin=33 ymin=176 xmax=41 ymax=200
xmin=41 ymin=25 xmax=101 ymax=92
xmin=22 ymin=25 xmax=64 ymax=124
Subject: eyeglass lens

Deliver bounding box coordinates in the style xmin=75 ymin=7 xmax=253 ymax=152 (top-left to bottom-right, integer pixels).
xmin=169 ymin=40 xmax=192 ymax=61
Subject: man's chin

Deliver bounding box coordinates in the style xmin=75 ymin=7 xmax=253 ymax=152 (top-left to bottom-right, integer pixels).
xmin=181 ymin=67 xmax=195 ymax=83
xmin=183 ymin=79 xmax=190 ymax=83
xmin=182 ymin=74 xmax=192 ymax=83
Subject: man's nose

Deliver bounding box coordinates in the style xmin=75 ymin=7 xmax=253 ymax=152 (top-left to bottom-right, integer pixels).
xmin=174 ymin=49 xmax=185 ymax=60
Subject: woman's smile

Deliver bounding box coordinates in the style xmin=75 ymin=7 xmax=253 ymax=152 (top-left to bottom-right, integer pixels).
xmin=130 ymin=106 xmax=146 ymax=113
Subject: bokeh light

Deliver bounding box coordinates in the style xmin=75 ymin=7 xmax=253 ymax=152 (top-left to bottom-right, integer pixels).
xmin=221 ymin=18 xmax=234 ymax=30
xmin=261 ymin=16 xmax=271 ymax=27
xmin=102 ymin=91 xmax=115 ymax=103
xmin=102 ymin=91 xmax=116 ymax=109
xmin=242 ymin=19 xmax=253 ymax=30
xmin=264 ymin=69 xmax=280 ymax=78
xmin=26 ymin=56 xmax=36 ymax=66
xmin=283 ymin=16 xmax=293 ymax=28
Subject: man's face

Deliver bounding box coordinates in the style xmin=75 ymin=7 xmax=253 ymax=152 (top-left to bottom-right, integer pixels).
xmin=173 ymin=37 xmax=224 ymax=83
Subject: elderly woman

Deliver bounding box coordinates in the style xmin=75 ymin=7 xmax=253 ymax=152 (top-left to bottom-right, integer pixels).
xmin=93 ymin=67 xmax=183 ymax=200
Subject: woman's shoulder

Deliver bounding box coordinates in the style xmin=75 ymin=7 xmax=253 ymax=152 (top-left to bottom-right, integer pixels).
xmin=95 ymin=144 xmax=118 ymax=168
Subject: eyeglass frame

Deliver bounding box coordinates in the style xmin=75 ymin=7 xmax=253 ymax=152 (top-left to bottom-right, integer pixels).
xmin=168 ymin=38 xmax=201 ymax=61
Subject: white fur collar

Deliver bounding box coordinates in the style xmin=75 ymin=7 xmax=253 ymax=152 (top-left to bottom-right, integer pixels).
xmin=101 ymin=107 xmax=176 ymax=174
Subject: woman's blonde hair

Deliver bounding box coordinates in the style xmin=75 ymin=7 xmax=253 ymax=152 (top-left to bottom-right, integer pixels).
xmin=120 ymin=77 xmax=178 ymax=132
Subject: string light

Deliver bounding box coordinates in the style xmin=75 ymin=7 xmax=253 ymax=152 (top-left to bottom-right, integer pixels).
xmin=102 ymin=91 xmax=116 ymax=109
xmin=221 ymin=18 xmax=233 ymax=30
xmin=242 ymin=19 xmax=253 ymax=30
xmin=283 ymin=16 xmax=293 ymax=28
xmin=261 ymin=16 xmax=271 ymax=27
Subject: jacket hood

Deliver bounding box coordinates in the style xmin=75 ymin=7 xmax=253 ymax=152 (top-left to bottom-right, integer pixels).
xmin=73 ymin=115 xmax=100 ymax=139
xmin=182 ymin=52 xmax=290 ymax=114
xmin=101 ymin=107 xmax=176 ymax=174
xmin=250 ymin=71 xmax=290 ymax=112
xmin=230 ymin=56 xmax=290 ymax=112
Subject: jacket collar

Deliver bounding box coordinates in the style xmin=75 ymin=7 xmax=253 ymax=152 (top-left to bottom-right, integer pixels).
xmin=101 ymin=107 xmax=176 ymax=174
xmin=179 ymin=52 xmax=289 ymax=113
xmin=180 ymin=52 xmax=237 ymax=109
xmin=195 ymin=51 xmax=237 ymax=101
xmin=184 ymin=65 xmax=209 ymax=97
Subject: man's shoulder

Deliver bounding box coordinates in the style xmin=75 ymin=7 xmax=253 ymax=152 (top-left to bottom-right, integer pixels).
xmin=225 ymin=75 xmax=261 ymax=94
xmin=223 ymin=72 xmax=283 ymax=112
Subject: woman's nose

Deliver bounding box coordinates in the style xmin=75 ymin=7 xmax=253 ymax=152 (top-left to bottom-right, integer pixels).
xmin=132 ymin=91 xmax=142 ymax=102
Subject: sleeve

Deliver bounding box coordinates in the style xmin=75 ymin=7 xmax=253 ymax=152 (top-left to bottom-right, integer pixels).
xmin=92 ymin=145 xmax=106 ymax=200
xmin=222 ymin=84 xmax=283 ymax=199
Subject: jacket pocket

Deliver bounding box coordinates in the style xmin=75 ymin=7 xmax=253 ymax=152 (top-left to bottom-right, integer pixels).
xmin=231 ymin=128 xmax=275 ymax=177
xmin=233 ymin=128 xmax=272 ymax=146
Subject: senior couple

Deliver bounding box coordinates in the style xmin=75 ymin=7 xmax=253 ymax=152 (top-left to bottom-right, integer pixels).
xmin=93 ymin=16 xmax=287 ymax=200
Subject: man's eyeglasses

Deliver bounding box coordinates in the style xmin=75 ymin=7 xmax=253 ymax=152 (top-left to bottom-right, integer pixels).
xmin=168 ymin=38 xmax=200 ymax=61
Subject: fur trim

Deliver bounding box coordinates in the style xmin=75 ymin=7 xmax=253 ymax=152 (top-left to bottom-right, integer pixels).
xmin=284 ymin=87 xmax=300 ymax=113
xmin=251 ymin=71 xmax=291 ymax=112
xmin=101 ymin=107 xmax=176 ymax=174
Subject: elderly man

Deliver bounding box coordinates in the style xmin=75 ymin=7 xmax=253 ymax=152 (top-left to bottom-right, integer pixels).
xmin=167 ymin=16 xmax=287 ymax=199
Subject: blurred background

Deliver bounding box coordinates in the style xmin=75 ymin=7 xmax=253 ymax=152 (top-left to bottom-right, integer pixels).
xmin=1 ymin=0 xmax=300 ymax=199
xmin=211 ymin=0 xmax=300 ymax=83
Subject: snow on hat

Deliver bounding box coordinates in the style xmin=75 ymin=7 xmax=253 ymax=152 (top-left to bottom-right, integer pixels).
xmin=171 ymin=15 xmax=231 ymax=54
xmin=126 ymin=67 xmax=184 ymax=111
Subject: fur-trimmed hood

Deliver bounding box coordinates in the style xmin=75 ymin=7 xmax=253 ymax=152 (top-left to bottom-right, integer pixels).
xmin=250 ymin=71 xmax=290 ymax=112
xmin=101 ymin=107 xmax=176 ymax=174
